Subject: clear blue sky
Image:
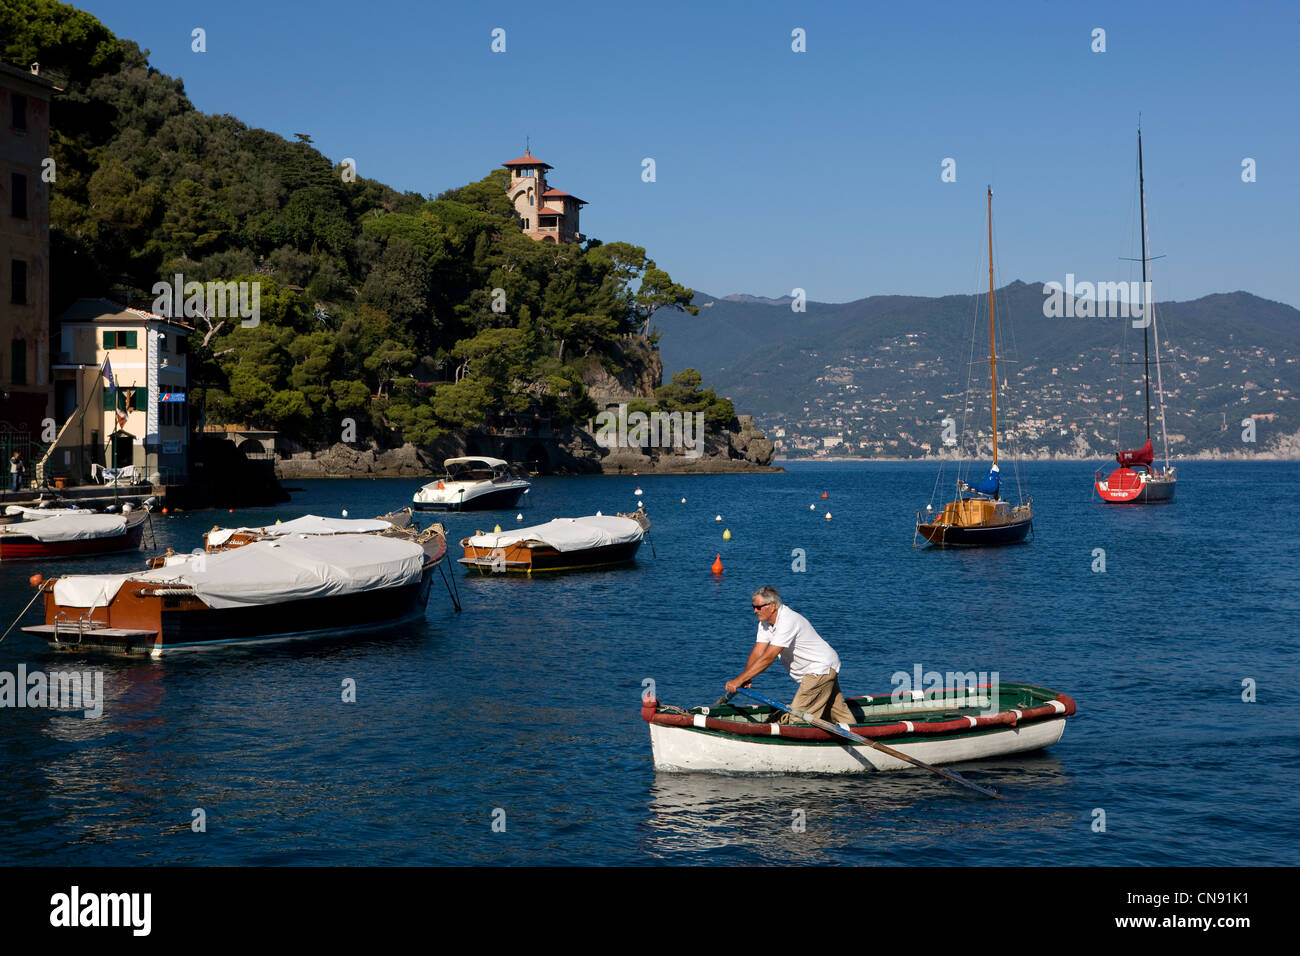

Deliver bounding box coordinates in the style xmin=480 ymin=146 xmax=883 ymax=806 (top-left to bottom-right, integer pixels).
xmin=76 ymin=0 xmax=1300 ymax=308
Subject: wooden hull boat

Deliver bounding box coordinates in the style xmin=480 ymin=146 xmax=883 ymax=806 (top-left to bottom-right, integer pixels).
xmin=916 ymin=189 xmax=1032 ymax=548
xmin=0 ymin=511 xmax=147 ymax=561
xmin=414 ymin=457 xmax=531 ymax=512
xmin=643 ymin=682 xmax=1075 ymax=774
xmin=459 ymin=512 xmax=648 ymax=574
xmin=915 ymin=497 xmax=1033 ymax=547
xmin=22 ymin=532 xmax=446 ymax=658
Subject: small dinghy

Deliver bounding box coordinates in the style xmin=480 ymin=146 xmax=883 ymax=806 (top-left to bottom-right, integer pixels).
xmin=643 ymin=682 xmax=1075 ymax=774
xmin=459 ymin=512 xmax=648 ymax=574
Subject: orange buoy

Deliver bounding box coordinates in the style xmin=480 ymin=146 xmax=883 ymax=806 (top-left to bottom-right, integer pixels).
xmin=821 ymin=492 xmax=829 ymax=499
xmin=162 ymin=507 xmax=169 ymax=515
xmin=29 ymin=574 xmax=43 ymax=587
xmin=711 ymin=554 xmax=723 ymax=575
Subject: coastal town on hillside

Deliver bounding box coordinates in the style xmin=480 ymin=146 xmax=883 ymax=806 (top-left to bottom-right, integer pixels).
xmin=759 ymin=334 xmax=1294 ymax=460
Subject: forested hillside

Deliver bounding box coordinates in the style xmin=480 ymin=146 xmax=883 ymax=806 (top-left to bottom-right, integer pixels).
xmin=3 ymin=0 xmax=723 ymax=448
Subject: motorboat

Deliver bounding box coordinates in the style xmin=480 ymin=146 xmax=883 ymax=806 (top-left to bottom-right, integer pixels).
xmin=413 ymin=457 xmax=530 ymax=512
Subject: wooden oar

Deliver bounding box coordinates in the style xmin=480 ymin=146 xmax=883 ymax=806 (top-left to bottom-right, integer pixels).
xmin=733 ymin=686 xmax=1002 ymax=800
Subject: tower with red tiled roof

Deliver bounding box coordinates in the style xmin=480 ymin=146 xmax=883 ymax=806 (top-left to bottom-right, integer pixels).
xmin=503 ymin=150 xmax=586 ymax=243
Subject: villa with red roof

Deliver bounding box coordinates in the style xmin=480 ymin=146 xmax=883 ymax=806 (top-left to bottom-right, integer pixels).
xmin=502 ymin=150 xmax=586 ymax=243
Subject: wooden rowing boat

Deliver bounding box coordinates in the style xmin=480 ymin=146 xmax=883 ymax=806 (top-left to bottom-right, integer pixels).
xmin=643 ymin=682 xmax=1075 ymax=773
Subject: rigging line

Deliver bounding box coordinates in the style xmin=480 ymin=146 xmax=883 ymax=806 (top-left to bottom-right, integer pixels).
xmin=989 ymin=212 xmax=1025 ymax=504
xmin=1116 ymin=157 xmax=1141 ymax=452
xmin=1143 ymin=197 xmax=1174 ymax=469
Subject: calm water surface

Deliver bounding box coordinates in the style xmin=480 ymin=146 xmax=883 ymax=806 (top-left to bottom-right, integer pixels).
xmin=1 ymin=461 xmax=1296 ymax=865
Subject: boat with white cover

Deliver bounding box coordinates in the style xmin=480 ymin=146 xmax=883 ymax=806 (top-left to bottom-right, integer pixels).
xmin=0 ymin=511 xmax=148 ymax=561
xmin=200 ymin=508 xmax=414 ymax=551
xmin=22 ymin=531 xmax=447 ymax=657
xmin=459 ymin=512 xmax=648 ymax=574
xmin=643 ymin=682 xmax=1074 ymax=773
xmin=413 ymin=457 xmax=530 ymax=512
xmin=1 ymin=504 xmax=93 ymax=525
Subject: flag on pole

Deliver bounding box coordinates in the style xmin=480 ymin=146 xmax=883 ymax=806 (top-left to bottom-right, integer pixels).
xmin=103 ymin=357 xmax=127 ymax=428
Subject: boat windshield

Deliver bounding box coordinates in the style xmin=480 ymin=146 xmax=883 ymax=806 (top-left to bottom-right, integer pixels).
xmin=446 ymin=461 xmax=521 ymax=482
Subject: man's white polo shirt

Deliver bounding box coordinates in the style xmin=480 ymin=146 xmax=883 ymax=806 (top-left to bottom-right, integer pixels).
xmin=757 ymin=606 xmax=841 ymax=681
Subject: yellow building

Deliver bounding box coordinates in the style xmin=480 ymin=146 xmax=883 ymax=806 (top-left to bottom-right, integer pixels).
xmin=40 ymin=299 xmax=191 ymax=486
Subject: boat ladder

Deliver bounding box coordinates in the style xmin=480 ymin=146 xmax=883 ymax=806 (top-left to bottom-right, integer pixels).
xmin=49 ymin=610 xmax=107 ymax=647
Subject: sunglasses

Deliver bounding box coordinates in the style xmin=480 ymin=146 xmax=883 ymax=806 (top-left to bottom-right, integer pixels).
xmin=752 ymin=603 xmax=770 ymax=611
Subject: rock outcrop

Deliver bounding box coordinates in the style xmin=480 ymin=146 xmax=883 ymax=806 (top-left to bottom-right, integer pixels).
xmin=276 ymin=442 xmax=438 ymax=479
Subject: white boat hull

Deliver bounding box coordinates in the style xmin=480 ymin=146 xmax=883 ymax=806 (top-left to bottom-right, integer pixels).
xmin=649 ymin=717 xmax=1067 ymax=773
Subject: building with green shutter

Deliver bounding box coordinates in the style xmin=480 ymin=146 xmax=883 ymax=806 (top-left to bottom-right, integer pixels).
xmin=41 ymin=298 xmax=191 ymax=486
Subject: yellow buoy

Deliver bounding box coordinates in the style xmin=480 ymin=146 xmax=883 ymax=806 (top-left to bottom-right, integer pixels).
xmin=723 ymin=528 xmax=731 ymax=540
xmin=493 ymin=524 xmax=502 ymax=533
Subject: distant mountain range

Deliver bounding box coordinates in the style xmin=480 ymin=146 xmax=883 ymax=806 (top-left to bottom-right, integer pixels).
xmin=654 ymin=282 xmax=1300 ymax=459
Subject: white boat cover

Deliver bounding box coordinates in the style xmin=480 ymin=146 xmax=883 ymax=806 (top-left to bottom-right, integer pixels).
xmin=52 ymin=533 xmax=426 ymax=610
xmin=464 ymin=515 xmax=644 ymax=552
xmin=4 ymin=505 xmax=93 ymax=519
xmin=206 ymin=514 xmax=394 ymax=547
xmin=3 ymin=514 xmax=128 ymax=542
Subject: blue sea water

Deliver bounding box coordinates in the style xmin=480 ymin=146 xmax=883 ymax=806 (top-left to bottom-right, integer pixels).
xmin=0 ymin=461 xmax=1297 ymax=866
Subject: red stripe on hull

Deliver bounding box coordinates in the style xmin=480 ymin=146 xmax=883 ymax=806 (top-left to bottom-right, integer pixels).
xmin=0 ymin=524 xmax=145 ymax=561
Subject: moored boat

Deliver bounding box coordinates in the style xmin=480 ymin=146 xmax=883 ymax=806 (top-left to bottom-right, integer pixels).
xmin=643 ymin=682 xmax=1074 ymax=774
xmin=459 ymin=512 xmax=648 ymax=574
xmin=916 ymin=188 xmax=1033 ymax=548
xmin=1 ymin=504 xmax=93 ymax=525
xmin=21 ymin=530 xmax=447 ymax=657
xmin=0 ymin=511 xmax=148 ymax=562
xmin=413 ymin=457 xmax=530 ymax=512
xmin=1095 ymin=129 xmax=1178 ymax=505
xmin=200 ymin=508 xmax=415 ymax=551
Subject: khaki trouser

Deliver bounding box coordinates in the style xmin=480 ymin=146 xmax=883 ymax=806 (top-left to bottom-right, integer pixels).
xmin=776 ymin=669 xmax=854 ymax=725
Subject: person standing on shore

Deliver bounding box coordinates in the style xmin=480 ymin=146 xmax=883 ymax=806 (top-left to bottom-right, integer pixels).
xmin=725 ymin=585 xmax=855 ymax=725
xmin=9 ymin=452 xmax=23 ymax=493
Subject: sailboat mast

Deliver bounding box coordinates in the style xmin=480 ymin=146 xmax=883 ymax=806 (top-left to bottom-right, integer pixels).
xmin=987 ymin=187 xmax=999 ymax=467
xmin=1138 ymin=129 xmax=1151 ymax=441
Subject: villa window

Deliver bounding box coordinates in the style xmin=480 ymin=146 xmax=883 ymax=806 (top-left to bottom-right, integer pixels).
xmin=11 ymin=94 xmax=27 ymax=131
xmin=9 ymin=260 xmax=26 ymax=304
xmin=11 ymin=339 xmax=26 ymax=385
xmin=11 ymin=173 xmax=27 ymax=219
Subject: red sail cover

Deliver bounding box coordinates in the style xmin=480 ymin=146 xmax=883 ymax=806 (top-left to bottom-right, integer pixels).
xmin=1116 ymin=439 xmax=1154 ymax=467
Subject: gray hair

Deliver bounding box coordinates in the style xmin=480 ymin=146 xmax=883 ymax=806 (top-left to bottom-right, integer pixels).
xmin=751 ymin=586 xmax=782 ymax=608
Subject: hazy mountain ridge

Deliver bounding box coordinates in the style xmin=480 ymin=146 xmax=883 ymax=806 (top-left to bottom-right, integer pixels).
xmin=657 ymin=283 xmax=1300 ymax=458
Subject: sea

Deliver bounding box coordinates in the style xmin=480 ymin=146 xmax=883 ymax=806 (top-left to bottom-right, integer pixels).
xmin=0 ymin=461 xmax=1296 ymax=867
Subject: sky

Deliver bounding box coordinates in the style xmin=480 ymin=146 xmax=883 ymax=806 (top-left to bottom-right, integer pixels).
xmin=73 ymin=0 xmax=1300 ymax=309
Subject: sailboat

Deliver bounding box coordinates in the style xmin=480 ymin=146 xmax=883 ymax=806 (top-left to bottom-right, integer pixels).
xmin=1095 ymin=129 xmax=1177 ymax=504
xmin=915 ymin=188 xmax=1033 ymax=548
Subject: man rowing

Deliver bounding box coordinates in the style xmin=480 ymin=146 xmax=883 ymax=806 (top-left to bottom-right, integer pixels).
xmin=725 ymin=585 xmax=854 ymax=725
